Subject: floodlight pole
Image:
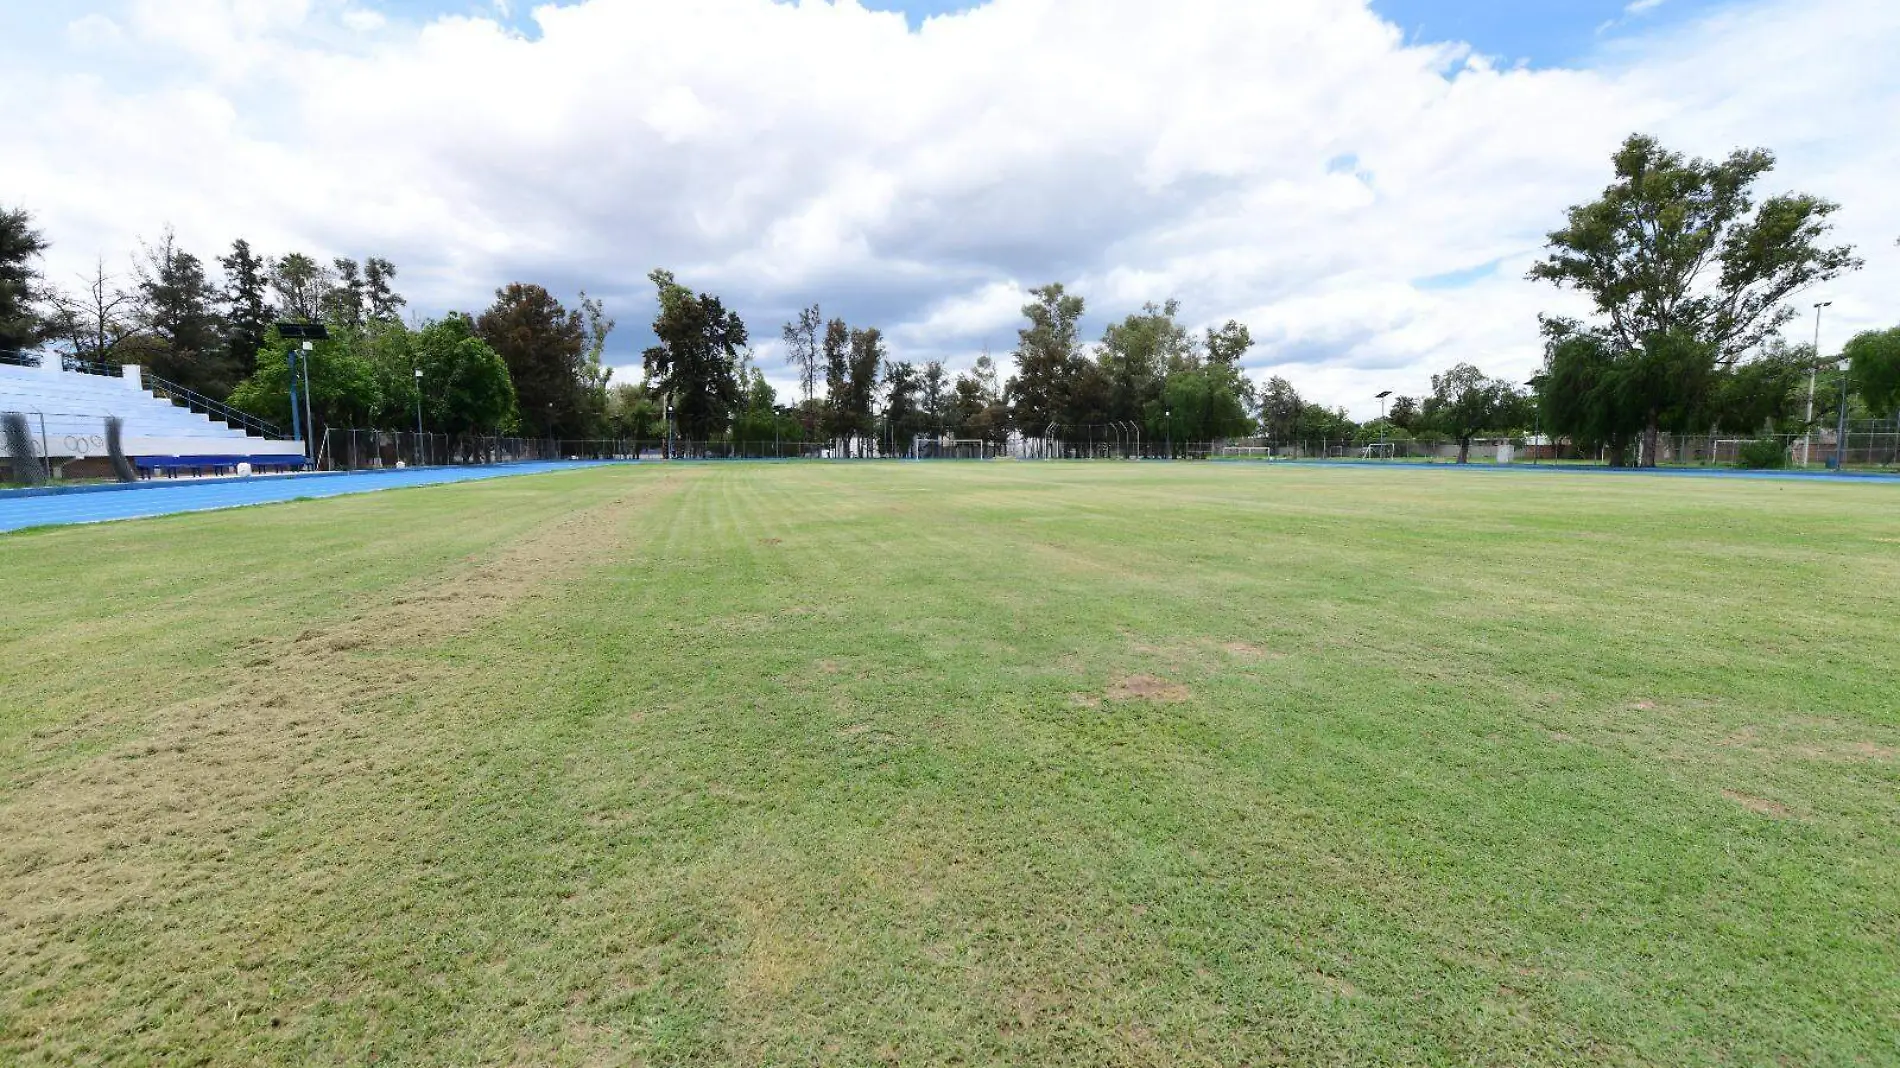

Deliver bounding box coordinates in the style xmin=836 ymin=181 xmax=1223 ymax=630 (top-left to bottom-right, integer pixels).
xmin=300 ymin=341 xmax=315 ymax=467
xmin=1805 ymin=302 xmax=1830 ymax=467
xmin=414 ymin=366 xmax=424 ymax=466
xmin=1836 ymin=360 xmax=1850 ymax=471
xmin=287 ymin=346 xmax=303 ymax=452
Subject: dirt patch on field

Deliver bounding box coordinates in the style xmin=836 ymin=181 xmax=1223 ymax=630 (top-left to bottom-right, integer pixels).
xmin=1219 ymin=640 xmax=1274 ymax=658
xmin=0 ymin=487 xmax=654 ymax=949
xmin=1107 ymin=675 xmax=1192 ymax=703
xmin=1313 ymin=972 xmax=1360 ymax=998
xmin=1723 ymin=790 xmax=1791 ymax=818
xmin=1719 ymin=726 xmax=1895 ymax=763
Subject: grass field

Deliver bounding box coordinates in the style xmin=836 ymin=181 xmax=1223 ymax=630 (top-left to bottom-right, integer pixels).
xmin=3 ymin=462 xmax=1897 ymax=1066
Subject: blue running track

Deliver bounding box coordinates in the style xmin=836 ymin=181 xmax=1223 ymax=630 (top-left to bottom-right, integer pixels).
xmin=0 ymin=462 xmax=619 ymax=534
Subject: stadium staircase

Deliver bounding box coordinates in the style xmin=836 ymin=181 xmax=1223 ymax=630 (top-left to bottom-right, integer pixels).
xmin=0 ymin=357 xmax=306 ymax=476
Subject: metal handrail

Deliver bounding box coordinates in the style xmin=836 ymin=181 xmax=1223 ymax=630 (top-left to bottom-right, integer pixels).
xmin=140 ymin=370 xmax=286 ymax=439
xmin=62 ymin=358 xmax=120 ymax=377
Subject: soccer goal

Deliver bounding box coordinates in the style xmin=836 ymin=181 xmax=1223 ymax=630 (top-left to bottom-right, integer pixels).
xmin=1214 ymin=445 xmax=1273 ymax=460
xmin=914 ymin=438 xmax=998 ymax=460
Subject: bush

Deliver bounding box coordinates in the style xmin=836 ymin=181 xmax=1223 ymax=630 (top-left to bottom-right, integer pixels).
xmin=1736 ymin=438 xmax=1788 ymax=469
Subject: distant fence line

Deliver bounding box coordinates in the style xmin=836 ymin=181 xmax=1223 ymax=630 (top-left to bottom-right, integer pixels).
xmin=311 ymin=423 xmax=1900 ymax=472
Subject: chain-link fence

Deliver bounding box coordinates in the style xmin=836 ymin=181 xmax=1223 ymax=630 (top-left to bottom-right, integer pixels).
xmin=309 ymin=421 xmax=1900 ymax=471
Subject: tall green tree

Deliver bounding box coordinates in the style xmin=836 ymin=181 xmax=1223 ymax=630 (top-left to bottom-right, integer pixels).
xmin=953 ymin=352 xmax=1007 ymax=443
xmin=269 ymin=253 xmax=331 ymax=322
xmin=1529 ymin=134 xmax=1860 ymax=466
xmin=640 ymin=270 xmax=746 ymax=445
xmin=135 ymin=229 xmax=234 ymax=396
xmin=323 ymin=258 xmax=366 ymax=328
xmin=0 ymin=207 xmax=49 ymax=355
xmin=219 ymin=239 xmax=273 ymax=378
xmin=921 ymin=360 xmax=948 ymax=432
xmin=781 ymin=304 xmax=822 ymax=433
xmin=479 ymin=282 xmax=589 ymax=437
xmin=1846 ymin=328 xmax=1900 ymax=420
xmin=230 ymin=327 xmax=382 ymax=438
xmin=1097 ymin=300 xmax=1186 ymax=425
xmin=1258 ymin=376 xmax=1305 ymax=441
xmin=363 ymin=257 xmax=405 ymax=324
xmin=1005 ymin=283 xmax=1085 ymax=433
xmin=575 ymin=291 xmax=615 ymax=436
xmin=1423 ymin=363 xmax=1525 ymax=463
xmin=606 ymin=378 xmax=665 ymax=440
xmin=841 ymin=327 xmax=884 ymax=451
xmin=412 ymin=314 xmax=516 ymax=434
xmin=883 ymin=359 xmax=925 ymax=447
xmin=821 ymin=317 xmax=852 ymax=443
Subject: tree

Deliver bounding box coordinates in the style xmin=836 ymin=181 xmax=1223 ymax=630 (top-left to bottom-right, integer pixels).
xmin=640 ymin=269 xmax=746 ymax=447
xmin=821 ymin=317 xmax=852 ymax=443
xmin=269 ymin=253 xmax=331 ymax=322
xmin=1387 ymin=395 xmax=1420 ymax=431
xmin=606 ymin=378 xmax=665 ymax=440
xmin=323 ymin=258 xmax=365 ymax=328
xmin=1005 ymin=283 xmax=1086 ymax=433
xmin=781 ymin=304 xmax=822 ymax=434
xmin=841 ymin=326 xmax=884 ymax=452
xmin=478 ymin=282 xmax=589 ymax=437
xmin=1258 ymin=376 xmax=1305 ymax=441
xmin=1529 ymin=134 xmax=1860 ymax=466
xmin=731 ymin=367 xmax=784 ymax=452
xmin=1846 ymin=328 xmax=1900 ymax=420
xmin=363 ymin=257 xmax=405 ymax=324
xmin=220 ymin=239 xmax=273 ymax=378
xmin=954 ymin=351 xmax=1007 ymax=444
xmin=135 ymin=229 xmax=234 ymax=396
xmin=921 ymin=360 xmax=948 ymax=432
xmin=1423 ymin=363 xmax=1525 ymax=463
xmin=576 ymin=291 xmax=615 ymax=436
xmin=230 ymin=327 xmax=382 ymax=438
xmin=883 ymin=359 xmax=924 ymax=449
xmin=0 ymin=206 xmax=49 ymax=355
xmin=1098 ymin=300 xmax=1186 ymax=425
xmin=48 ymin=258 xmax=139 ymax=367
xmin=412 ymin=315 xmax=516 ymax=435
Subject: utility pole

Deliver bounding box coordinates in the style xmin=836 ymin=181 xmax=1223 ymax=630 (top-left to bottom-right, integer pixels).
xmin=1805 ymin=302 xmax=1831 ymax=467
xmin=1836 ymin=361 xmax=1851 ymax=471
xmin=413 ymin=366 xmax=424 ymax=465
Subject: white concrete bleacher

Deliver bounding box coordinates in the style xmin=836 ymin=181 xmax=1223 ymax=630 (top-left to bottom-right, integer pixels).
xmin=0 ymin=360 xmax=305 ymax=465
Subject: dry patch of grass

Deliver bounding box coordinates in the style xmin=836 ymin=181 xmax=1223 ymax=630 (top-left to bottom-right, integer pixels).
xmin=1106 ymin=674 xmax=1192 ymax=703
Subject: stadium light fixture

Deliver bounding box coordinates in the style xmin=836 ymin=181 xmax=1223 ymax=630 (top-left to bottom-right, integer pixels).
xmin=1375 ymin=390 xmax=1392 ymax=422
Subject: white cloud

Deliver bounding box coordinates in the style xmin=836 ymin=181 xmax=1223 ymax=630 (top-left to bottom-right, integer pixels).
xmin=341 ymin=7 xmax=387 ymax=33
xmin=66 ymin=13 xmax=125 ymax=47
xmin=3 ymin=0 xmax=1895 ymax=418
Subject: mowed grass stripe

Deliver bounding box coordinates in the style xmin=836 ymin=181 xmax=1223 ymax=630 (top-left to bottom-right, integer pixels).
xmin=1 ymin=462 xmax=1895 ymax=1065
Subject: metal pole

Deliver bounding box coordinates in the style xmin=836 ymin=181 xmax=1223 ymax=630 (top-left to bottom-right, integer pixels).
xmin=1836 ymin=364 xmax=1850 ymax=470
xmin=287 ymin=348 xmax=302 ymax=451
xmin=1805 ymin=302 xmax=1829 ymax=467
xmin=300 ymin=341 xmax=315 ymax=467
xmin=414 ymin=367 xmax=424 ymax=466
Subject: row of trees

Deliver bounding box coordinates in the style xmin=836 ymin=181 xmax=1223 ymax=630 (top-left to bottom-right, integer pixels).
xmin=0 ymin=213 xmax=618 ymax=444
xmin=5 ymin=130 xmax=1896 ymax=463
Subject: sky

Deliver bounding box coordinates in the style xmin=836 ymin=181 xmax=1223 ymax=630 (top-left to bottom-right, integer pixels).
xmin=2 ymin=0 xmax=1894 ymax=418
